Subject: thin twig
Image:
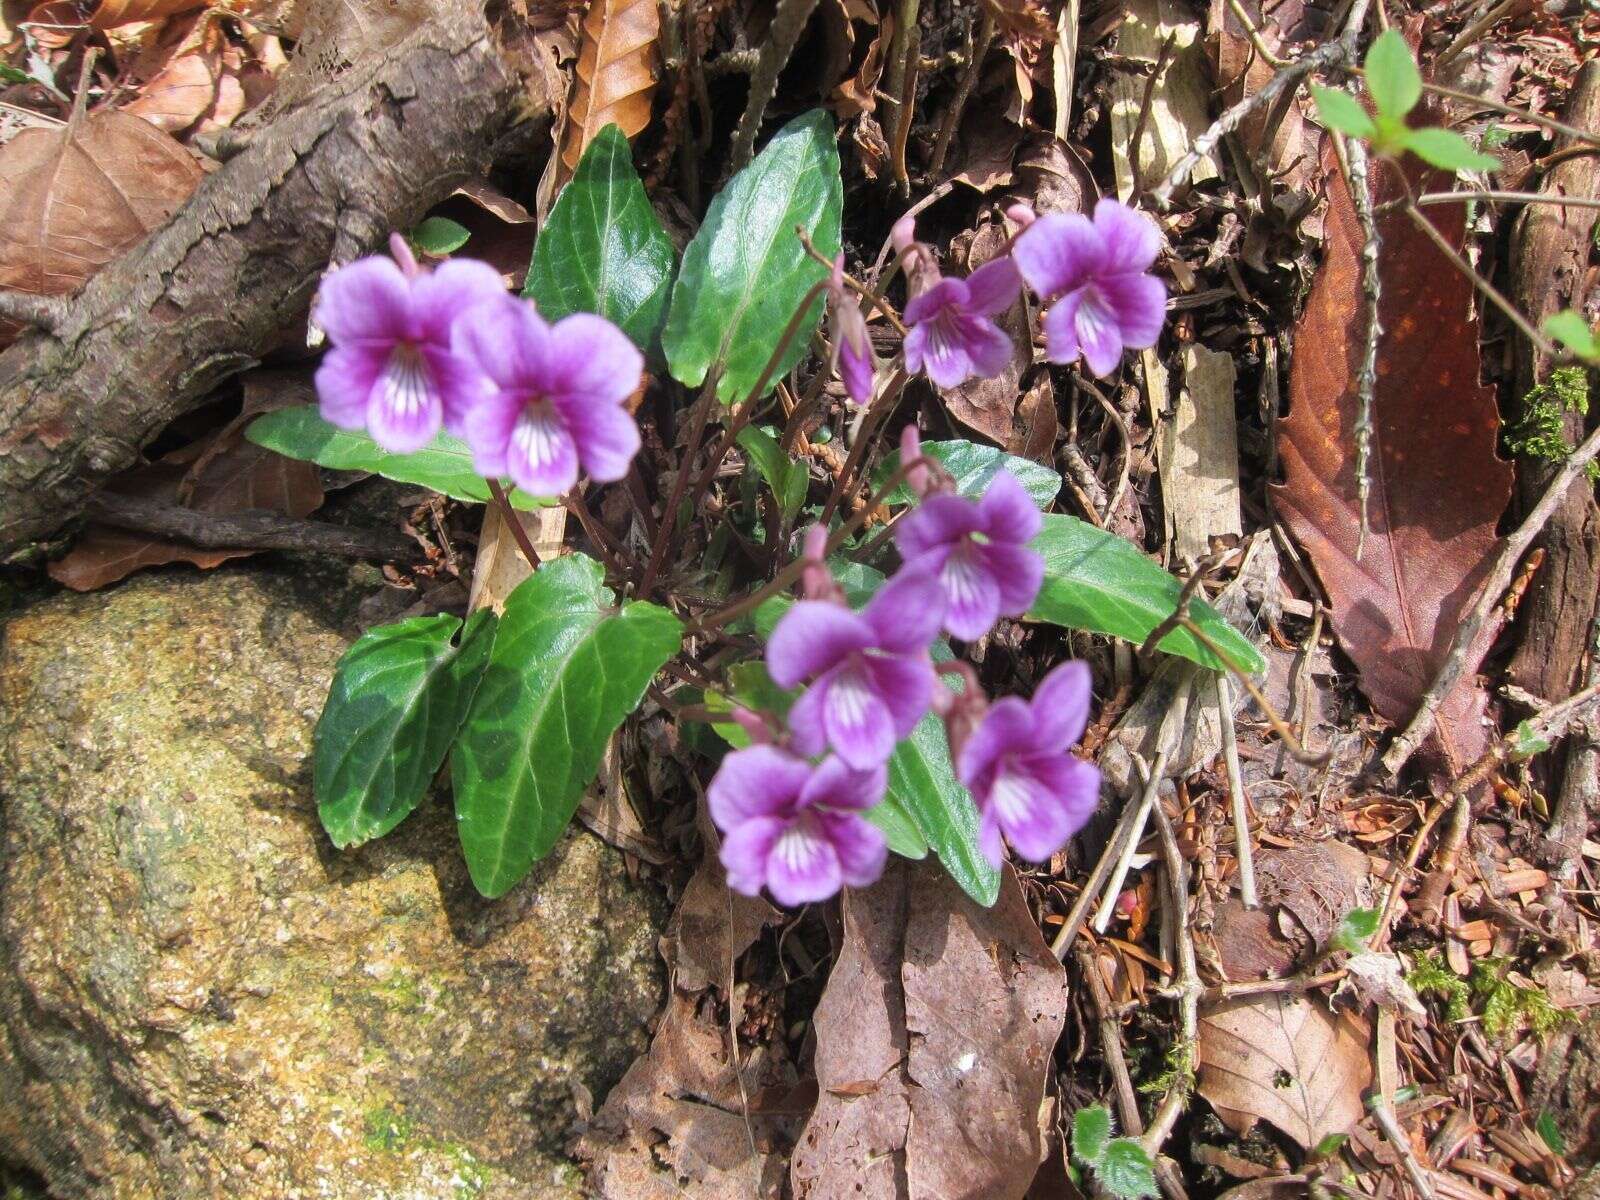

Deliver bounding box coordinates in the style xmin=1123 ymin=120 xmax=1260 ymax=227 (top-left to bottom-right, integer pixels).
xmin=1140 ymin=800 xmax=1201 ymax=1158
xmin=0 ymin=289 xmax=71 ymax=334
xmin=486 ymin=480 xmax=544 ymax=570
xmin=1380 ymin=419 xmax=1600 ymax=777
xmin=1414 ymin=190 xmax=1600 ymax=211
xmin=1202 ymin=968 xmax=1346 ymax=1004
xmin=728 ymin=0 xmax=820 ymax=170
xmin=1180 ymin=615 xmax=1330 ymax=766
xmin=928 ymin=11 xmax=994 ymax=179
xmin=1225 ymin=0 xmax=1289 ymax=69
xmin=1215 ymin=674 xmax=1257 ymax=908
xmin=1078 ymin=948 xmax=1146 ymax=1136
xmin=563 ymin=490 xmax=631 ymax=580
xmin=1130 ymin=34 xmax=1179 ymax=198
xmin=883 ymin=0 xmax=921 ymax=192
xmin=639 ymin=376 xmax=721 ymax=598
xmin=1094 ymin=752 xmax=1167 ymax=934
xmin=1419 ymin=79 xmax=1600 ymax=150
xmin=1336 ymin=130 xmax=1382 ymax=560
xmin=1371 ymin=1102 xmax=1438 ymax=1200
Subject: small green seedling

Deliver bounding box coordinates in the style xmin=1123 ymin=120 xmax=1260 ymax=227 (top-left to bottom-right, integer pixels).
xmin=1535 ymin=1110 xmax=1566 ymax=1156
xmin=1071 ymin=1106 xmax=1158 ymax=1200
xmin=1330 ymin=906 xmax=1380 ymax=955
xmin=1311 ymin=30 xmax=1497 ymax=173
xmin=1545 ymin=310 xmax=1600 ymax=363
xmin=410 ymin=216 xmax=472 ymax=257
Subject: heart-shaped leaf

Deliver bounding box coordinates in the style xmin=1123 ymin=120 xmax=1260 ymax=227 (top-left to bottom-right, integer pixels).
xmin=246 ymin=405 xmax=547 ymax=510
xmin=662 ymin=109 xmax=842 ymax=404
xmin=877 ymin=438 xmax=1062 ymax=509
xmin=451 ymin=554 xmax=682 ymax=897
xmin=315 ymin=610 xmax=497 ymax=848
xmin=1029 ymin=515 xmax=1264 ymax=674
xmin=526 ymin=123 xmax=676 ymax=354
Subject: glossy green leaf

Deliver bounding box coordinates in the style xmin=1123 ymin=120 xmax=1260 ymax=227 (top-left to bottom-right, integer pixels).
xmin=452 ymin=554 xmax=682 ymax=897
xmin=1400 ymin=126 xmax=1498 ymax=173
xmin=862 ymin=795 xmax=930 ymax=860
xmin=1363 ymin=29 xmax=1421 ymax=118
xmin=315 ymin=610 xmax=497 ymax=848
xmin=877 ymin=438 xmax=1062 ymax=509
xmin=1310 ymin=85 xmax=1376 ymax=139
xmin=525 ymin=124 xmax=676 ymax=353
xmin=246 ymin=405 xmax=547 ymax=509
xmin=1071 ymin=1105 xmax=1113 ymax=1167
xmin=1029 ymin=515 xmax=1265 ymax=674
xmin=411 ymin=216 xmax=471 ymax=256
xmin=887 ymin=705 xmax=1000 ymax=907
xmin=738 ymin=425 xmax=810 ymax=522
xmin=663 ymin=109 xmax=842 ymax=404
xmin=1097 ymin=1140 xmax=1158 ymax=1200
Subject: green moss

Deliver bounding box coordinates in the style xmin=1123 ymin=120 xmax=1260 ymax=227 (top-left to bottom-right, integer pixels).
xmin=362 ymin=1104 xmax=493 ymax=1197
xmin=1407 ymin=950 xmax=1471 ymax=1022
xmin=1408 ymin=950 xmax=1568 ymax=1042
xmin=1137 ymin=1037 xmax=1195 ymax=1097
xmin=363 ymin=1105 xmax=416 ymax=1153
xmin=1506 ymin=367 xmax=1597 ymax=482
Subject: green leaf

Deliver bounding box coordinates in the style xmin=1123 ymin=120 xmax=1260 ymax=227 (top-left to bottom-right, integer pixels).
xmin=1509 ymin=718 xmax=1552 ymax=761
xmin=662 ymin=109 xmax=843 ymax=404
xmin=0 ymin=63 xmax=34 ymax=84
xmin=1332 ymin=905 xmax=1380 ymax=953
xmin=1071 ymin=1105 xmax=1113 ymax=1167
xmin=315 ymin=611 xmax=497 ymax=848
xmin=1028 ymin=515 xmax=1265 ymax=674
xmin=738 ymin=425 xmax=810 ymax=523
xmin=1312 ymin=1133 xmax=1350 ymax=1159
xmin=410 ymin=216 xmax=471 ymax=256
xmin=525 ymin=124 xmax=676 ymax=354
xmin=1535 ymin=1109 xmax=1567 ymax=1156
xmin=1546 ymin=309 xmax=1600 ymax=361
xmin=1097 ymin=1139 xmax=1159 ymax=1200
xmin=887 ymin=706 xmax=1000 ymax=906
xmin=451 ymin=554 xmax=682 ymax=897
xmin=246 ymin=405 xmax=547 ymax=510
xmin=1363 ymin=29 xmax=1421 ymax=118
xmin=1400 ymin=126 xmax=1498 ymax=173
xmin=1310 ymin=85 xmax=1377 ymax=139
xmin=877 ymin=439 xmax=1062 ymax=509
xmin=863 ymin=794 xmax=930 ymax=860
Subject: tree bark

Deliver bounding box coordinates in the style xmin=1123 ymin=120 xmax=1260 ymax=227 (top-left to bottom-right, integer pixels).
xmin=1506 ymin=62 xmax=1600 ymax=704
xmin=0 ymin=3 xmax=524 ymax=559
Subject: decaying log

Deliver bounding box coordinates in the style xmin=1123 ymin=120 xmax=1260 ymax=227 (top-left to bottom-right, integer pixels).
xmin=0 ymin=2 xmax=524 ymax=559
xmin=1506 ymin=61 xmax=1600 ymax=704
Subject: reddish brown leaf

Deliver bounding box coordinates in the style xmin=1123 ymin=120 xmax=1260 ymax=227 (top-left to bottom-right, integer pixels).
xmin=1271 ymin=152 xmax=1514 ymax=771
xmin=90 ymin=0 xmax=207 ymax=27
xmin=560 ymin=0 xmax=658 ymax=174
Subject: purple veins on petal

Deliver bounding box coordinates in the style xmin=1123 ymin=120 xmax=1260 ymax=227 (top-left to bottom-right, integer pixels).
xmin=902 ymin=264 xmax=1021 ymax=390
xmin=956 ymin=660 xmax=1101 ymax=868
xmin=707 ymin=745 xmax=888 ymax=905
xmin=1012 ymin=198 xmax=1167 ymax=379
xmin=893 ymin=471 xmax=1044 ymax=641
xmin=312 ymin=249 xmax=505 ymax=453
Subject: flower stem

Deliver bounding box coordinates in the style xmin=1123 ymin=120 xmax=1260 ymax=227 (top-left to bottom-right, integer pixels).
xmin=486 ymin=479 xmax=543 ymax=570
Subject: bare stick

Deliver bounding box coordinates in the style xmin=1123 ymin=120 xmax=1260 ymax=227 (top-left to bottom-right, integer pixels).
xmin=1203 ymin=968 xmax=1345 ymax=1004
xmin=1140 ymin=800 xmax=1201 ymax=1158
xmin=728 ymin=0 xmax=819 ymax=170
xmin=1078 ymin=950 xmax=1146 ymax=1136
xmin=1371 ymin=1103 xmax=1438 ymax=1200
xmin=0 ymin=290 xmax=71 ymax=334
xmin=1419 ymin=79 xmax=1600 ymax=150
xmin=486 ymin=479 xmax=544 ymax=569
xmin=1130 ymin=34 xmax=1180 ymax=198
xmin=1338 ymin=130 xmax=1382 ymax=560
xmin=1215 ymin=674 xmax=1257 ymax=908
xmin=1380 ymin=419 xmax=1600 ymax=777
xmin=1414 ymin=190 xmax=1600 ymax=211
xmin=1225 ymin=0 xmax=1289 ymax=69
xmin=928 ymin=11 xmax=994 ymax=179
xmin=1094 ymin=752 xmax=1166 ymax=933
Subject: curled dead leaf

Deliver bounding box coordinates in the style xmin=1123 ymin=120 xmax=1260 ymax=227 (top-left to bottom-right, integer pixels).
xmin=560 ymin=0 xmax=658 ymax=174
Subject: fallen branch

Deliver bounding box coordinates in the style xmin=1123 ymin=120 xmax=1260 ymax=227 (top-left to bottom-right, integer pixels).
xmin=86 ymin=493 xmax=426 ymax=563
xmin=0 ymin=291 xmax=71 ymax=334
xmin=0 ymin=2 xmax=525 ymax=559
xmin=1140 ymin=799 xmax=1201 ymax=1159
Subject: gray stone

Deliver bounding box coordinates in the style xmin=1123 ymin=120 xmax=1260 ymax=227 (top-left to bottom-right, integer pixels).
xmin=0 ymin=567 xmax=664 ymax=1199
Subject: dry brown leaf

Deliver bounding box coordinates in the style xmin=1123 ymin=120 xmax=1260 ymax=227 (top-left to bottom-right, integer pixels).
xmin=1197 ymin=994 xmax=1370 ymax=1151
xmin=560 ymin=0 xmax=657 ymax=173
xmin=90 ymin=0 xmax=207 ymax=28
xmin=1271 ymin=149 xmax=1515 ymax=773
xmin=0 ymin=105 xmax=201 ymax=336
xmin=942 ymin=223 xmax=1030 ymax=446
xmin=122 ymin=14 xmax=223 ymax=133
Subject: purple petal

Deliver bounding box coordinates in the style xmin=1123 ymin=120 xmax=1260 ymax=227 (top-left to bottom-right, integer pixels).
xmin=543 ymin=313 xmax=645 ymax=406
xmin=862 ymin=567 xmax=946 ymax=653
xmin=1012 ymin=212 xmax=1103 ymax=300
xmin=314 ymin=345 xmax=387 ymax=429
xmin=977 ymin=470 xmax=1043 ymax=542
xmin=822 ymin=661 xmax=898 ymax=769
xmin=367 ymin=347 xmax=443 ymax=453
xmin=980 ymin=542 xmax=1046 ymax=617
xmin=1093 ymin=198 xmax=1163 ymax=274
xmin=452 ymin=296 xmax=551 ymax=391
xmin=461 ymin=388 xmax=521 ymax=478
xmin=962 ymin=256 xmax=1023 ymax=317
xmin=864 ymin=650 xmax=935 ymax=739
xmin=994 ymin=754 xmax=1099 ymax=861
xmin=903 ymin=276 xmax=969 ymax=327
xmin=708 ymin=744 xmax=810 ymax=830
xmin=896 ymin=494 xmax=982 ymax=559
xmin=766 ymin=602 xmax=875 ymax=688
xmin=915 ymin=324 xmax=976 ymax=389
xmin=939 ymin=542 xmax=1003 ymax=640
xmin=412 ymin=258 xmax=507 ymax=344
xmin=561 ymin=392 xmax=642 ymax=482
xmin=423 ymin=344 xmax=492 ymax=439
xmin=1099 ymin=272 xmax=1167 ymax=349
xmin=817 ymin=811 xmax=888 ymax=888
xmin=838 ymin=333 xmax=876 ymax=406
xmin=1075 ymin=290 xmax=1127 ymax=378
xmin=504 ymin=401 xmax=579 ymax=497
xmin=801 ymin=755 xmax=888 ymax=813
xmin=785 ymin=674 xmax=831 ymax=758
xmin=315 ymin=256 xmax=412 ymax=345
xmin=956 ymin=696 xmax=1035 ymax=792
xmin=720 ymin=816 xmax=787 ymax=897
xmin=1029 ymin=660 xmax=1093 ymax=750
xmin=1041 ymin=293 xmax=1084 ymax=366
xmin=957 ymin=315 xmax=1016 ymax=380
xmin=766 ymin=813 xmax=844 ymax=905
xmin=978 ymin=806 xmax=1007 ymax=869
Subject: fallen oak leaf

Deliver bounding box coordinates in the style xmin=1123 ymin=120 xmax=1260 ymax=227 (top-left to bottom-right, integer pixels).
xmin=560 ymin=0 xmax=658 ymax=175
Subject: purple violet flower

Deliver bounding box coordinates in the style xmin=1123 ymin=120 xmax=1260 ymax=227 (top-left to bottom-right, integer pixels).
xmin=829 ymin=255 xmax=876 ymax=405
xmin=767 ymin=567 xmax=947 ymax=770
xmin=956 ymin=660 xmax=1101 ymax=868
xmin=451 ymin=295 xmax=643 ymax=497
xmin=313 ymin=235 xmax=505 ymax=453
xmin=709 ymin=745 xmax=888 ymax=904
xmin=901 ymin=256 xmax=1023 ymax=389
xmin=895 ymin=471 xmax=1045 ymax=640
xmin=1011 ymin=198 xmax=1167 ymax=378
